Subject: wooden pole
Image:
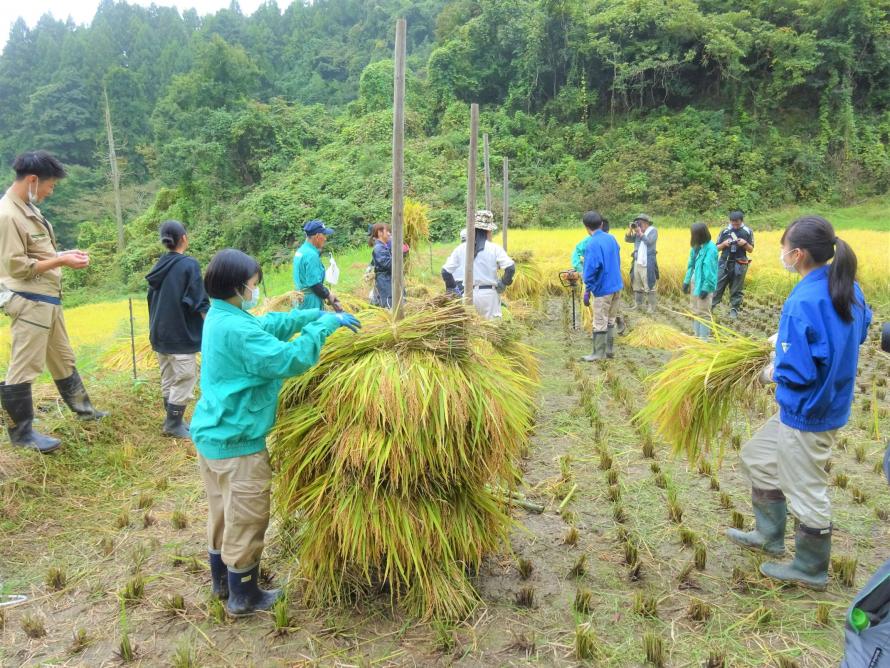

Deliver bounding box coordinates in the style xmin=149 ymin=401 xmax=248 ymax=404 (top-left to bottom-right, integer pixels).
xmin=103 ymin=86 xmax=125 ymax=254
xmin=128 ymin=298 xmax=137 ymax=380
xmin=463 ymin=104 xmax=479 ymax=305
xmin=502 ymin=157 xmax=509 ymax=251
xmin=483 ymin=133 xmax=492 ymax=212
xmin=390 ymin=18 xmax=407 ymax=319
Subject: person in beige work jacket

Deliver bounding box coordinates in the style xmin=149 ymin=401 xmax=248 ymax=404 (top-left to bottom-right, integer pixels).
xmin=0 ymin=151 xmax=107 ymax=453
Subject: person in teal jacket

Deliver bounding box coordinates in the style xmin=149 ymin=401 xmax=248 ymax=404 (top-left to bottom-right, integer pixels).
xmin=682 ymin=222 xmax=719 ymax=339
xmin=293 ymin=219 xmax=342 ymax=312
xmin=571 ymin=236 xmax=589 ymax=274
xmin=192 ymin=248 xmax=360 ymax=617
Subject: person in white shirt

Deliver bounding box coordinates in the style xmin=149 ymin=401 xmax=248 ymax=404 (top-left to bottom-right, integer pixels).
xmin=624 ymin=213 xmax=659 ymax=312
xmin=441 ymin=210 xmax=515 ymax=319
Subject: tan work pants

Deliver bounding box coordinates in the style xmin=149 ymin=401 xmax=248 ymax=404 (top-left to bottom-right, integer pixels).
xmin=631 ymin=264 xmax=655 ymax=294
xmin=198 ymin=450 xmax=273 ymax=571
xmin=157 ymin=353 xmax=198 ymax=406
xmin=740 ymin=413 xmax=835 ymax=529
xmin=592 ymin=292 xmax=621 ymax=332
xmin=3 ymin=295 xmax=76 ymax=384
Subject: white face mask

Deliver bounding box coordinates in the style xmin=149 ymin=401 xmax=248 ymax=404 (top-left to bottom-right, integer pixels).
xmin=27 ymin=177 xmax=39 ymax=204
xmin=780 ymin=248 xmax=800 ymax=273
xmin=241 ymin=285 xmax=260 ymax=311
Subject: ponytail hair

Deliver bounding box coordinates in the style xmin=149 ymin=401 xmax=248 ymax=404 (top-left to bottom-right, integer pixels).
xmin=368 ymin=223 xmax=388 ymax=247
xmin=782 ymin=215 xmax=858 ymax=322
xmin=159 ymin=219 xmax=187 ymax=251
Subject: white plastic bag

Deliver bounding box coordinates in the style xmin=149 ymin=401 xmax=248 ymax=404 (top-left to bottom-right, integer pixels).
xmin=325 ymin=253 xmax=340 ymax=285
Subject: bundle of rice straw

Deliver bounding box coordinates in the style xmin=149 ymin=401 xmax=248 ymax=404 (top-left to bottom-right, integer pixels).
xmin=634 ymin=322 xmax=772 ymax=461
xmin=623 ymin=318 xmax=699 ymax=349
xmin=505 ymin=250 xmax=546 ymax=302
xmin=272 ymin=296 xmax=538 ymax=620
xmin=255 ymin=290 xmax=304 ymax=315
xmin=102 ymin=334 xmax=157 ymax=371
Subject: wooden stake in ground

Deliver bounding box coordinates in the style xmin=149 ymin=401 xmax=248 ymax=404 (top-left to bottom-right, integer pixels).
xmin=464 ymin=104 xmax=479 ymax=305
xmin=128 ymin=298 xmax=137 ymax=380
xmin=103 ymin=86 xmax=125 ymax=254
xmin=390 ymin=18 xmax=407 ymax=319
xmin=502 ymin=157 xmax=509 ymax=251
xmin=483 ymin=133 xmax=492 ymax=211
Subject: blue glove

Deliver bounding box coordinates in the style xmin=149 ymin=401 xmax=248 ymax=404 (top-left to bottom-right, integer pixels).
xmin=583 ymin=290 xmax=591 ymax=307
xmin=335 ymin=312 xmax=361 ymax=333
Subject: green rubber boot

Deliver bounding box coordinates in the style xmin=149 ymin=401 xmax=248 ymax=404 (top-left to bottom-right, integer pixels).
xmin=760 ymin=524 xmax=831 ymax=591
xmin=605 ymin=326 xmax=616 ymax=359
xmin=726 ymin=488 xmax=787 ymax=557
xmin=581 ymin=332 xmax=607 ymax=362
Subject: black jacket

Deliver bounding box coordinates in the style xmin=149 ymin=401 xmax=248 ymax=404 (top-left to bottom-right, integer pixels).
xmin=146 ymin=252 xmax=209 ymax=354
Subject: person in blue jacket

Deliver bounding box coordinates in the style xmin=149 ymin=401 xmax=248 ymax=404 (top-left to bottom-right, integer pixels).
xmin=293 ymin=220 xmax=342 ymax=312
xmin=368 ymin=223 xmax=408 ymax=309
xmin=191 ymin=249 xmax=361 ymax=617
xmin=682 ymin=222 xmax=719 ymax=339
xmin=581 ymin=211 xmax=623 ymax=361
xmin=727 ymin=216 xmax=872 ymax=591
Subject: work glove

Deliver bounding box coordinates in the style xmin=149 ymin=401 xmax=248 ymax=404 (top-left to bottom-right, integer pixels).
xmin=583 ymin=290 xmax=591 ymax=307
xmin=496 ymin=280 xmax=506 ymax=294
xmin=699 ymin=291 xmax=711 ymax=299
xmin=682 ymin=283 xmax=690 ymax=295
xmin=759 ymin=333 xmax=779 ymax=385
xmin=402 ymin=243 xmax=410 ymax=254
xmin=334 ymin=312 xmax=362 ymax=333
xmin=328 ymin=296 xmax=344 ymax=313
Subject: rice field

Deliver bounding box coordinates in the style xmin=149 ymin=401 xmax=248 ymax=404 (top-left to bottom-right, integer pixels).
xmin=0 ymin=220 xmax=889 ymax=667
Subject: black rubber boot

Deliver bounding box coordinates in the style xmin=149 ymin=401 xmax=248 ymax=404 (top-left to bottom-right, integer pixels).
xmin=760 ymin=523 xmax=831 ymax=591
xmin=54 ymin=370 xmax=108 ymax=420
xmin=226 ymin=564 xmax=281 ymax=617
xmin=209 ymin=551 xmax=229 ymax=599
xmin=0 ymin=382 xmax=61 ymax=453
xmin=726 ymin=487 xmax=787 ymax=556
xmin=163 ymin=403 xmax=191 ymax=439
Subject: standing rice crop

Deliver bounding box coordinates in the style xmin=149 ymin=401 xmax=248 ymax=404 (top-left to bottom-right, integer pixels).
xmin=272 ymin=297 xmax=538 ymax=619
xmin=505 ymin=251 xmax=547 ymax=303
xmin=634 ymin=322 xmax=772 ymax=461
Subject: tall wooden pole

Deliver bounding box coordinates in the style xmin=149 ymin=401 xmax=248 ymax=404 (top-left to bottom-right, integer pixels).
xmin=103 ymin=86 xmax=125 ymax=253
xmin=483 ymin=133 xmax=492 ymax=212
xmin=502 ymin=157 xmax=509 ymax=251
xmin=463 ymin=103 xmax=479 ymax=305
xmin=390 ymin=18 xmax=407 ymax=319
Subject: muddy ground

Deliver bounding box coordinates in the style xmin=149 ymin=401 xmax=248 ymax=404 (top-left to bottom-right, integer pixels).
xmin=1 ymin=292 xmax=889 ymax=667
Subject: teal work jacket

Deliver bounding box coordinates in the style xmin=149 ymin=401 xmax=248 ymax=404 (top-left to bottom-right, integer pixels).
xmin=293 ymin=240 xmax=327 ymax=310
xmin=683 ymin=241 xmax=719 ymax=297
xmin=191 ymin=299 xmax=339 ymax=459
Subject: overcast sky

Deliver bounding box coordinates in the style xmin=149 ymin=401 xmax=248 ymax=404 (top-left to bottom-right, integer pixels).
xmin=1 ymin=0 xmax=294 ymax=49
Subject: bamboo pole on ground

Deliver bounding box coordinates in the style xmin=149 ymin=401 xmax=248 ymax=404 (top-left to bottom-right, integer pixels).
xmin=483 ymin=133 xmax=492 ymax=211
xmin=502 ymin=157 xmax=509 ymax=251
xmin=390 ymin=18 xmax=407 ymax=319
xmin=464 ymin=104 xmax=479 ymax=305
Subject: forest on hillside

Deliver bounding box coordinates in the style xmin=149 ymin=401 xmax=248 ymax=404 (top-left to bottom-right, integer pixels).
xmin=1 ymin=0 xmax=889 ymax=293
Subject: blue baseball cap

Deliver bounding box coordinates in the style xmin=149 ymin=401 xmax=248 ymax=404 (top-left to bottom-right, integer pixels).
xmin=303 ymin=219 xmax=334 ymax=236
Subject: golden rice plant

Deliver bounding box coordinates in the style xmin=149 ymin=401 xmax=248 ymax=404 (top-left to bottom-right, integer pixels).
xmin=272 ymin=297 xmax=538 ymax=620
xmin=623 ymin=318 xmax=698 ymax=350
xmin=505 ymin=250 xmax=547 ymax=303
xmin=634 ymin=323 xmax=772 ymax=460
xmin=254 ymin=290 xmax=304 ymax=315
xmin=102 ymin=334 xmax=157 ymax=371
xmin=403 ymin=198 xmax=430 ymax=250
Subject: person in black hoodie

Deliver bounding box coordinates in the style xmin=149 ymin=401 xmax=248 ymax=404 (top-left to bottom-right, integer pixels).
xmin=146 ymin=220 xmax=209 ymax=438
